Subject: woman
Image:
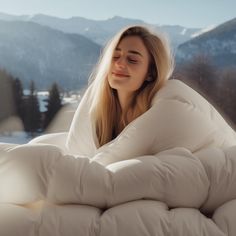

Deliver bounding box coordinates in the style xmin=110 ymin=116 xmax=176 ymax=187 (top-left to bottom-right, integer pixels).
xmin=90 ymin=25 xmax=173 ymax=147
xmin=66 ymin=25 xmax=173 ymax=154
xmin=66 ymin=25 xmax=236 ymax=165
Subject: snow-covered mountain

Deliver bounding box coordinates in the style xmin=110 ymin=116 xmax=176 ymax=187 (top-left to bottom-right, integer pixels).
xmin=176 ymin=18 xmax=236 ymax=67
xmin=0 ymin=19 xmax=100 ymax=89
xmin=1 ymin=12 xmax=235 ymax=91
xmin=0 ymin=12 xmax=29 ymax=21
xmin=0 ymin=13 xmax=201 ymax=48
xmin=30 ymin=15 xmax=202 ymax=48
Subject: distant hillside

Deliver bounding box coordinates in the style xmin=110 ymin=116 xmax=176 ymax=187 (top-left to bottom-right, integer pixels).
xmin=0 ymin=12 xmax=29 ymax=21
xmin=0 ymin=13 xmax=201 ymax=48
xmin=30 ymin=15 xmax=145 ymax=45
xmin=0 ymin=20 xmax=100 ymax=90
xmin=2 ymin=13 xmax=235 ymax=92
xmin=30 ymin=15 xmax=201 ymax=48
xmin=176 ymin=18 xmax=236 ymax=67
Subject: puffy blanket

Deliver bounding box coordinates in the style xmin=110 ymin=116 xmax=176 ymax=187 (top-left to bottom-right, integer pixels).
xmin=0 ymin=79 xmax=236 ymax=236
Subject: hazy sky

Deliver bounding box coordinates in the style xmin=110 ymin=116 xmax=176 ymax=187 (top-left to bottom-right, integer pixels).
xmin=0 ymin=0 xmax=235 ymax=28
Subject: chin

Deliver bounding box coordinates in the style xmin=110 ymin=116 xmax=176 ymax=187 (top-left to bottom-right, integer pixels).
xmin=110 ymin=77 xmax=128 ymax=85
xmin=108 ymin=82 xmax=121 ymax=90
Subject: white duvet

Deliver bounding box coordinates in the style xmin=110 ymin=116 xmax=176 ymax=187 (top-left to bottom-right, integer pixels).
xmin=66 ymin=79 xmax=236 ymax=165
xmin=0 ymin=79 xmax=236 ymax=236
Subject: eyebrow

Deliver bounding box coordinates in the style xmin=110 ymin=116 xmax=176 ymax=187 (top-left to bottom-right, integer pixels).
xmin=115 ymin=48 xmax=143 ymax=57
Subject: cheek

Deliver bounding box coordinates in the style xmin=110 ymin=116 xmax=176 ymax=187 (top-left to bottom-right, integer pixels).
xmin=131 ymin=70 xmax=148 ymax=89
xmin=108 ymin=64 xmax=115 ymax=78
xmin=135 ymin=62 xmax=149 ymax=76
xmin=107 ymin=72 xmax=122 ymax=89
xmin=129 ymin=76 xmax=146 ymax=91
xmin=135 ymin=68 xmax=148 ymax=82
xmin=109 ymin=62 xmax=115 ymax=72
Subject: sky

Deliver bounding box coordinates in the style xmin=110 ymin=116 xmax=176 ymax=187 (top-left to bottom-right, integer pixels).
xmin=0 ymin=0 xmax=235 ymax=28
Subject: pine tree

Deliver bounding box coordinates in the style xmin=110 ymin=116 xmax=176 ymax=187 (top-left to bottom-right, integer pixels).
xmin=12 ymin=78 xmax=24 ymax=120
xmin=44 ymin=82 xmax=62 ymax=129
xmin=0 ymin=69 xmax=15 ymax=122
xmin=23 ymin=80 xmax=41 ymax=136
xmin=178 ymin=54 xmax=218 ymax=103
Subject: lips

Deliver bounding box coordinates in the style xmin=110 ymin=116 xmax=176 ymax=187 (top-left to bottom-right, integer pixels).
xmin=112 ymin=71 xmax=130 ymax=77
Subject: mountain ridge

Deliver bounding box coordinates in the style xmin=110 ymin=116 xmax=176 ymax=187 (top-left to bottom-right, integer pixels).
xmin=176 ymin=17 xmax=236 ymax=67
xmin=0 ymin=12 xmax=235 ymax=90
xmin=0 ymin=19 xmax=101 ymax=90
xmin=0 ymin=12 xmax=201 ymax=47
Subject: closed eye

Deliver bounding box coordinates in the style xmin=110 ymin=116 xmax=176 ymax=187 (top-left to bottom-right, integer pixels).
xmin=127 ymin=58 xmax=138 ymax=64
xmin=113 ymin=56 xmax=120 ymax=61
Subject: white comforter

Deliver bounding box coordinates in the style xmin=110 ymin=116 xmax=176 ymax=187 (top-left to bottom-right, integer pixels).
xmin=0 ymin=79 xmax=236 ymax=236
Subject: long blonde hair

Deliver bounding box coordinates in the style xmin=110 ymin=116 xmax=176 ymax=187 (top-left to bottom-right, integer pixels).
xmin=89 ymin=25 xmax=174 ymax=147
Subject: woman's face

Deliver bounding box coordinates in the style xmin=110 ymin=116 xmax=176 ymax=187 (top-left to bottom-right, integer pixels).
xmin=108 ymin=36 xmax=150 ymax=96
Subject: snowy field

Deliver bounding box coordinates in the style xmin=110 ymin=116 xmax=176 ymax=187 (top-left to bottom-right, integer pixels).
xmin=0 ymin=132 xmax=33 ymax=144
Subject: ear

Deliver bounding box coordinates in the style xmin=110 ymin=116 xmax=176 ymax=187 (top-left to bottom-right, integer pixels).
xmin=146 ymin=75 xmax=153 ymax=82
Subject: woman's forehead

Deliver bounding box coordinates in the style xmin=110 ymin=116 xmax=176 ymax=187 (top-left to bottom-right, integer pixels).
xmin=116 ymin=36 xmax=149 ymax=57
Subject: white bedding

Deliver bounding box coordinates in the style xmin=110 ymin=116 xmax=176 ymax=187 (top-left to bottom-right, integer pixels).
xmin=1 ymin=79 xmax=236 ymax=236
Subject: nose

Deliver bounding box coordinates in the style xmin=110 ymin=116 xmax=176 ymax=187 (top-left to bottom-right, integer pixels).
xmin=115 ymin=56 xmax=126 ymax=69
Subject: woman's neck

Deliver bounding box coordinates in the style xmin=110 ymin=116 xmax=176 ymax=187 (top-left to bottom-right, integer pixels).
xmin=117 ymin=91 xmax=132 ymax=112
